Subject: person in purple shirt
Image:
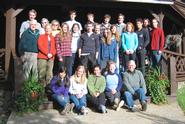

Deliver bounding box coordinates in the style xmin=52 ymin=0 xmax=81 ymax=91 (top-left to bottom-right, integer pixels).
xmin=50 ymin=66 xmax=74 ymax=115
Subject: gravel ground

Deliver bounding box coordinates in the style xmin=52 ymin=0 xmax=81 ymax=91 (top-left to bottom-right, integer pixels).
xmin=6 ymin=96 xmax=185 ymax=124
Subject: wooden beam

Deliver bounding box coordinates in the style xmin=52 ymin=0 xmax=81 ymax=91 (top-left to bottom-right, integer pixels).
xmin=5 ymin=8 xmax=21 ymax=77
xmin=169 ymin=57 xmax=177 ymax=96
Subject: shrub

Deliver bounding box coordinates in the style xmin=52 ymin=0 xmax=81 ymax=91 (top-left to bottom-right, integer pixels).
xmin=146 ymin=67 xmax=169 ymax=104
xmin=177 ymin=86 xmax=185 ymax=113
xmin=15 ymin=71 xmax=45 ymax=114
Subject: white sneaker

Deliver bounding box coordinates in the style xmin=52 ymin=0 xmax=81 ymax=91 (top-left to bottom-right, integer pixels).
xmin=116 ymin=100 xmax=124 ymax=111
xmin=81 ymin=106 xmax=88 ymax=115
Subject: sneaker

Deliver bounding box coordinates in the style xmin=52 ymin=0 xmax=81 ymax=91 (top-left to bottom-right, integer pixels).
xmin=116 ymin=100 xmax=124 ymax=111
xmin=129 ymin=106 xmax=138 ymax=112
xmin=60 ymin=103 xmax=71 ymax=115
xmin=141 ymin=101 xmax=147 ymax=111
xmin=99 ymin=105 xmax=107 ymax=114
xmin=81 ymin=106 xmax=88 ymax=115
xmin=114 ymin=98 xmax=119 ymax=105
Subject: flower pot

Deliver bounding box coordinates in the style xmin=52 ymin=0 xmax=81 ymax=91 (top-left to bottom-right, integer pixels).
xmin=31 ymin=91 xmax=38 ymax=100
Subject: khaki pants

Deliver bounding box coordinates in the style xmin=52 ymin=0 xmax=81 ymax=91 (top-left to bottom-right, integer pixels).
xmin=22 ymin=52 xmax=38 ymax=80
xmin=38 ymin=58 xmax=54 ymax=86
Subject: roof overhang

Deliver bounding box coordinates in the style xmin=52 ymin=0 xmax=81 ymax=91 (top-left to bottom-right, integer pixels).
xmin=104 ymin=0 xmax=174 ymax=5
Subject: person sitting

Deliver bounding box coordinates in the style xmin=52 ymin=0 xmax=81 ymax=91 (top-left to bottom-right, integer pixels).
xmin=123 ymin=60 xmax=147 ymax=112
xmin=50 ymin=67 xmax=74 ymax=115
xmin=104 ymin=61 xmax=124 ymax=111
xmin=87 ymin=64 xmax=107 ymax=113
xmin=69 ymin=65 xmax=88 ymax=115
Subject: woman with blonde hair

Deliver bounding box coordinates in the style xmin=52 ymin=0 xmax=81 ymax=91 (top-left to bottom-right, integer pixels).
xmin=100 ymin=28 xmax=117 ymax=70
xmin=51 ymin=19 xmax=60 ymax=37
xmin=121 ymin=22 xmax=138 ymax=70
xmin=69 ymin=65 xmax=88 ymax=115
xmin=55 ymin=22 xmax=73 ymax=76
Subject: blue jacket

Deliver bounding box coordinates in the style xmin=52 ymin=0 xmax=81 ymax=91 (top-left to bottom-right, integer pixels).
xmin=100 ymin=39 xmax=117 ymax=62
xmin=18 ymin=28 xmax=40 ymax=55
xmin=121 ymin=32 xmax=138 ymax=52
xmin=50 ymin=75 xmax=70 ymax=96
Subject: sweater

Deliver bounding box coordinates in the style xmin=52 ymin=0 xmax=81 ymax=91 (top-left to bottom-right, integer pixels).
xmin=71 ymin=32 xmax=80 ymax=53
xmin=69 ymin=76 xmax=88 ymax=95
xmin=18 ymin=28 xmax=40 ymax=56
xmin=87 ymin=75 xmax=106 ymax=96
xmin=121 ymin=32 xmax=138 ymax=52
xmin=150 ymin=27 xmax=165 ymax=51
xmin=78 ymin=32 xmax=99 ymax=54
xmin=37 ymin=34 xmax=56 ymax=60
xmin=100 ymin=39 xmax=117 ymax=62
xmin=123 ymin=69 xmax=146 ymax=95
xmin=50 ymin=75 xmax=70 ymax=96
xmin=105 ymin=72 xmax=123 ymax=92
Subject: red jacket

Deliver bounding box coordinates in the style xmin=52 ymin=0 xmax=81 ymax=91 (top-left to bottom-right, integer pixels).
xmin=151 ymin=27 xmax=165 ymax=51
xmin=38 ymin=34 xmax=56 ymax=60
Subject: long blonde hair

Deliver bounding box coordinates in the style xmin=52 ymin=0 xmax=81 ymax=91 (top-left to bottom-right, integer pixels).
xmin=102 ymin=28 xmax=112 ymax=45
xmin=110 ymin=25 xmax=120 ymax=43
xmin=73 ymin=65 xmax=87 ymax=84
xmin=59 ymin=22 xmax=72 ymax=42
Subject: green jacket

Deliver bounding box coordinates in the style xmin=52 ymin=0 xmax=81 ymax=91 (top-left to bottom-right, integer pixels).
xmin=87 ymin=75 xmax=106 ymax=96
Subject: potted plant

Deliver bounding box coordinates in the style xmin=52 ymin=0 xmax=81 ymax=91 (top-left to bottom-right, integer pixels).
xmin=177 ymin=86 xmax=185 ymax=115
xmin=146 ymin=67 xmax=169 ymax=104
xmin=15 ymin=70 xmax=45 ymax=114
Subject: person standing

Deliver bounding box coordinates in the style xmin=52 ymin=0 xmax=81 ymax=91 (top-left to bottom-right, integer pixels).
xmin=78 ymin=22 xmax=99 ymax=73
xmin=19 ymin=9 xmax=41 ymax=37
xmin=135 ymin=18 xmax=150 ymax=76
xmin=40 ymin=18 xmax=49 ymax=35
xmin=150 ymin=18 xmax=165 ymax=68
xmin=55 ymin=23 xmax=73 ymax=76
xmin=123 ymin=60 xmax=147 ymax=112
xmin=116 ymin=13 xmax=126 ymax=35
xmin=66 ymin=10 xmax=82 ymax=32
xmin=18 ymin=20 xmax=40 ymax=79
xmin=100 ymin=14 xmax=111 ymax=33
xmin=37 ymin=24 xmax=56 ymax=86
xmin=121 ymin=22 xmax=138 ymax=70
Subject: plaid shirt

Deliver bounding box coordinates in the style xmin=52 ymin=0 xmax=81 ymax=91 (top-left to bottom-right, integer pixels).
xmin=55 ymin=34 xmax=72 ymax=60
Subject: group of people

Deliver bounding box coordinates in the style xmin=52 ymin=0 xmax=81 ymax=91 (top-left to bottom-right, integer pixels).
xmin=18 ymin=8 xmax=165 ymax=115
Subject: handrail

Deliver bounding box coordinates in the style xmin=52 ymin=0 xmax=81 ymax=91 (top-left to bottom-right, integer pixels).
xmin=163 ymin=49 xmax=185 ymax=57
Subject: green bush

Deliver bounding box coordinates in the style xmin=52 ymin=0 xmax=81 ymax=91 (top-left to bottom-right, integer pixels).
xmin=146 ymin=67 xmax=169 ymax=104
xmin=177 ymin=86 xmax=185 ymax=113
xmin=15 ymin=71 xmax=45 ymax=114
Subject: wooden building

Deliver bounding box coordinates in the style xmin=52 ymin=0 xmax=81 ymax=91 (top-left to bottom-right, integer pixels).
xmin=0 ymin=0 xmax=185 ymax=95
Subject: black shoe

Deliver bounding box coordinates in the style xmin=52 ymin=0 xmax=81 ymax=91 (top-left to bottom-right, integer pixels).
xmin=141 ymin=101 xmax=147 ymax=111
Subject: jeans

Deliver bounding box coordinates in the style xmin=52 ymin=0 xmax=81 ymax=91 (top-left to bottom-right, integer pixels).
xmin=52 ymin=94 xmax=69 ymax=108
xmin=124 ymin=88 xmax=146 ymax=108
xmin=70 ymin=95 xmax=87 ymax=112
xmin=105 ymin=91 xmax=121 ymax=105
xmin=151 ymin=50 xmax=161 ymax=68
xmin=59 ymin=56 xmax=72 ymax=76
xmin=38 ymin=59 xmax=54 ymax=86
xmin=22 ymin=52 xmax=38 ymax=80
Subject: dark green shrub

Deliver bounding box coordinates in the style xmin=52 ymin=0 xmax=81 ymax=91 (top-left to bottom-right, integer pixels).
xmin=177 ymin=86 xmax=185 ymax=113
xmin=146 ymin=67 xmax=169 ymax=104
xmin=15 ymin=71 xmax=45 ymax=114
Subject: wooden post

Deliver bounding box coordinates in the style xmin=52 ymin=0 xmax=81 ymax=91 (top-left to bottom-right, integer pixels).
xmin=4 ymin=8 xmax=23 ymax=78
xmin=169 ymin=57 xmax=177 ymax=96
xmin=182 ymin=29 xmax=185 ymax=54
xmin=150 ymin=11 xmax=164 ymax=29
